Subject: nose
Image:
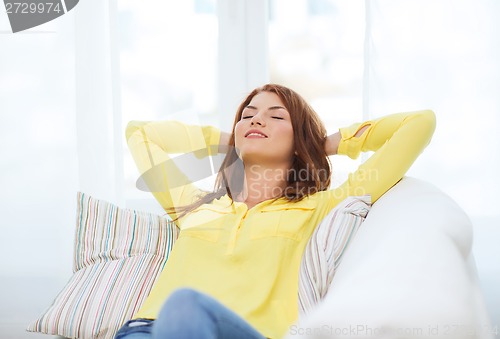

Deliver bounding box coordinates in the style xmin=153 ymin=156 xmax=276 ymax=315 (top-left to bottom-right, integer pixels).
xmin=250 ymin=113 xmax=266 ymax=126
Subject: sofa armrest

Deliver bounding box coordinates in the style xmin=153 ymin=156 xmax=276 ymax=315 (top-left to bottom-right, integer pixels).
xmin=287 ymin=177 xmax=492 ymax=339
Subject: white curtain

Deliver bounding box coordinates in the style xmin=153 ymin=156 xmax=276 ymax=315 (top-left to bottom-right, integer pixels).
xmin=366 ymin=0 xmax=500 ymax=211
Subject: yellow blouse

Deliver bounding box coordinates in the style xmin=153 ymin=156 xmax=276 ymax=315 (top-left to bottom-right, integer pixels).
xmin=126 ymin=110 xmax=436 ymax=339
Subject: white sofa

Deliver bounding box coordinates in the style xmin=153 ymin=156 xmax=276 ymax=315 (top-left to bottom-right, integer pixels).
xmin=4 ymin=177 xmax=491 ymax=339
xmin=287 ymin=177 xmax=493 ymax=339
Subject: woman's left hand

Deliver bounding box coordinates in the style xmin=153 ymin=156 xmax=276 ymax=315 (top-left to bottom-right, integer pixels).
xmin=324 ymin=131 xmax=341 ymax=156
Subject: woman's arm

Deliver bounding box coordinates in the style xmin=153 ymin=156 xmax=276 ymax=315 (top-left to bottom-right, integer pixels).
xmin=322 ymin=110 xmax=436 ymax=209
xmin=324 ymin=126 xmax=369 ymax=156
xmin=126 ymin=120 xmax=221 ymax=218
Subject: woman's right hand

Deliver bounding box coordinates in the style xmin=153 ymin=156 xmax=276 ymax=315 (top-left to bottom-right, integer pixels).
xmin=218 ymin=132 xmax=231 ymax=153
xmin=324 ymin=131 xmax=341 ymax=156
xmin=324 ymin=125 xmax=369 ymax=156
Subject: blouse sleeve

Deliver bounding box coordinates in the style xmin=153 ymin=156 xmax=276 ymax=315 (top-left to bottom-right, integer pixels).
xmin=321 ymin=110 xmax=436 ymax=210
xmin=125 ymin=120 xmax=221 ymax=219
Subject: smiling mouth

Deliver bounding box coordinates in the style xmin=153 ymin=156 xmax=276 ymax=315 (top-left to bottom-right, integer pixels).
xmin=245 ymin=130 xmax=268 ymax=138
xmin=246 ymin=133 xmax=267 ymax=138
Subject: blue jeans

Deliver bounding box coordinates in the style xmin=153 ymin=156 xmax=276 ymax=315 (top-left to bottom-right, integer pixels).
xmin=115 ymin=288 xmax=267 ymax=339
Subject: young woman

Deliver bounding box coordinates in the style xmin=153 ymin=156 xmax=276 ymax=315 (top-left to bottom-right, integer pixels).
xmin=116 ymin=84 xmax=436 ymax=339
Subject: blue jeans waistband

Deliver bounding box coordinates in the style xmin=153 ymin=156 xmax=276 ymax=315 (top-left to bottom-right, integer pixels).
xmin=114 ymin=318 xmax=155 ymax=339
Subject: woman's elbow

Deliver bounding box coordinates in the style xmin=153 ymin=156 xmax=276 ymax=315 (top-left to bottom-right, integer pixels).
xmin=416 ymin=109 xmax=437 ymax=146
xmin=413 ymin=109 xmax=436 ymax=137
xmin=125 ymin=120 xmax=148 ymax=141
xmin=420 ymin=110 xmax=436 ymax=130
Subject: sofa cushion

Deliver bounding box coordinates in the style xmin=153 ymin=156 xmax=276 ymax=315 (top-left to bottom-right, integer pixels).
xmin=298 ymin=195 xmax=371 ymax=315
xmin=27 ymin=192 xmax=179 ymax=339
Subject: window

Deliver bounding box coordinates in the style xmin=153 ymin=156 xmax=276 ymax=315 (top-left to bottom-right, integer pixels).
xmin=269 ymin=0 xmax=366 ymax=186
xmin=118 ymin=0 xmax=218 ymax=200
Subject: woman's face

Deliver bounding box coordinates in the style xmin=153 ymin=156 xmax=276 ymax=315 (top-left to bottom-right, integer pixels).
xmin=234 ymin=91 xmax=294 ymax=166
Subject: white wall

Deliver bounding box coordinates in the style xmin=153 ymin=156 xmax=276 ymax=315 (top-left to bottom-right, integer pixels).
xmin=0 ymin=8 xmax=79 ymax=338
xmin=0 ymin=6 xmax=77 ymax=279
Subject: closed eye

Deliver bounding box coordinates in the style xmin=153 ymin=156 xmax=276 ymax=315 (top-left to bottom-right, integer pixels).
xmin=241 ymin=115 xmax=253 ymax=119
xmin=272 ymin=116 xmax=284 ymax=120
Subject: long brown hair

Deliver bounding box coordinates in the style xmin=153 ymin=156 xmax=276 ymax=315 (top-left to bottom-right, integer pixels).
xmin=169 ymin=84 xmax=331 ymax=220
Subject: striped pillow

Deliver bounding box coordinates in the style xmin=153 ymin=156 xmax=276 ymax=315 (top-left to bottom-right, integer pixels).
xmin=298 ymin=196 xmax=371 ymax=315
xmin=27 ymin=192 xmax=179 ymax=339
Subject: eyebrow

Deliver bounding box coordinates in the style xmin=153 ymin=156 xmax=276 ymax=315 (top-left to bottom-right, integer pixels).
xmin=245 ymin=105 xmax=287 ymax=111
